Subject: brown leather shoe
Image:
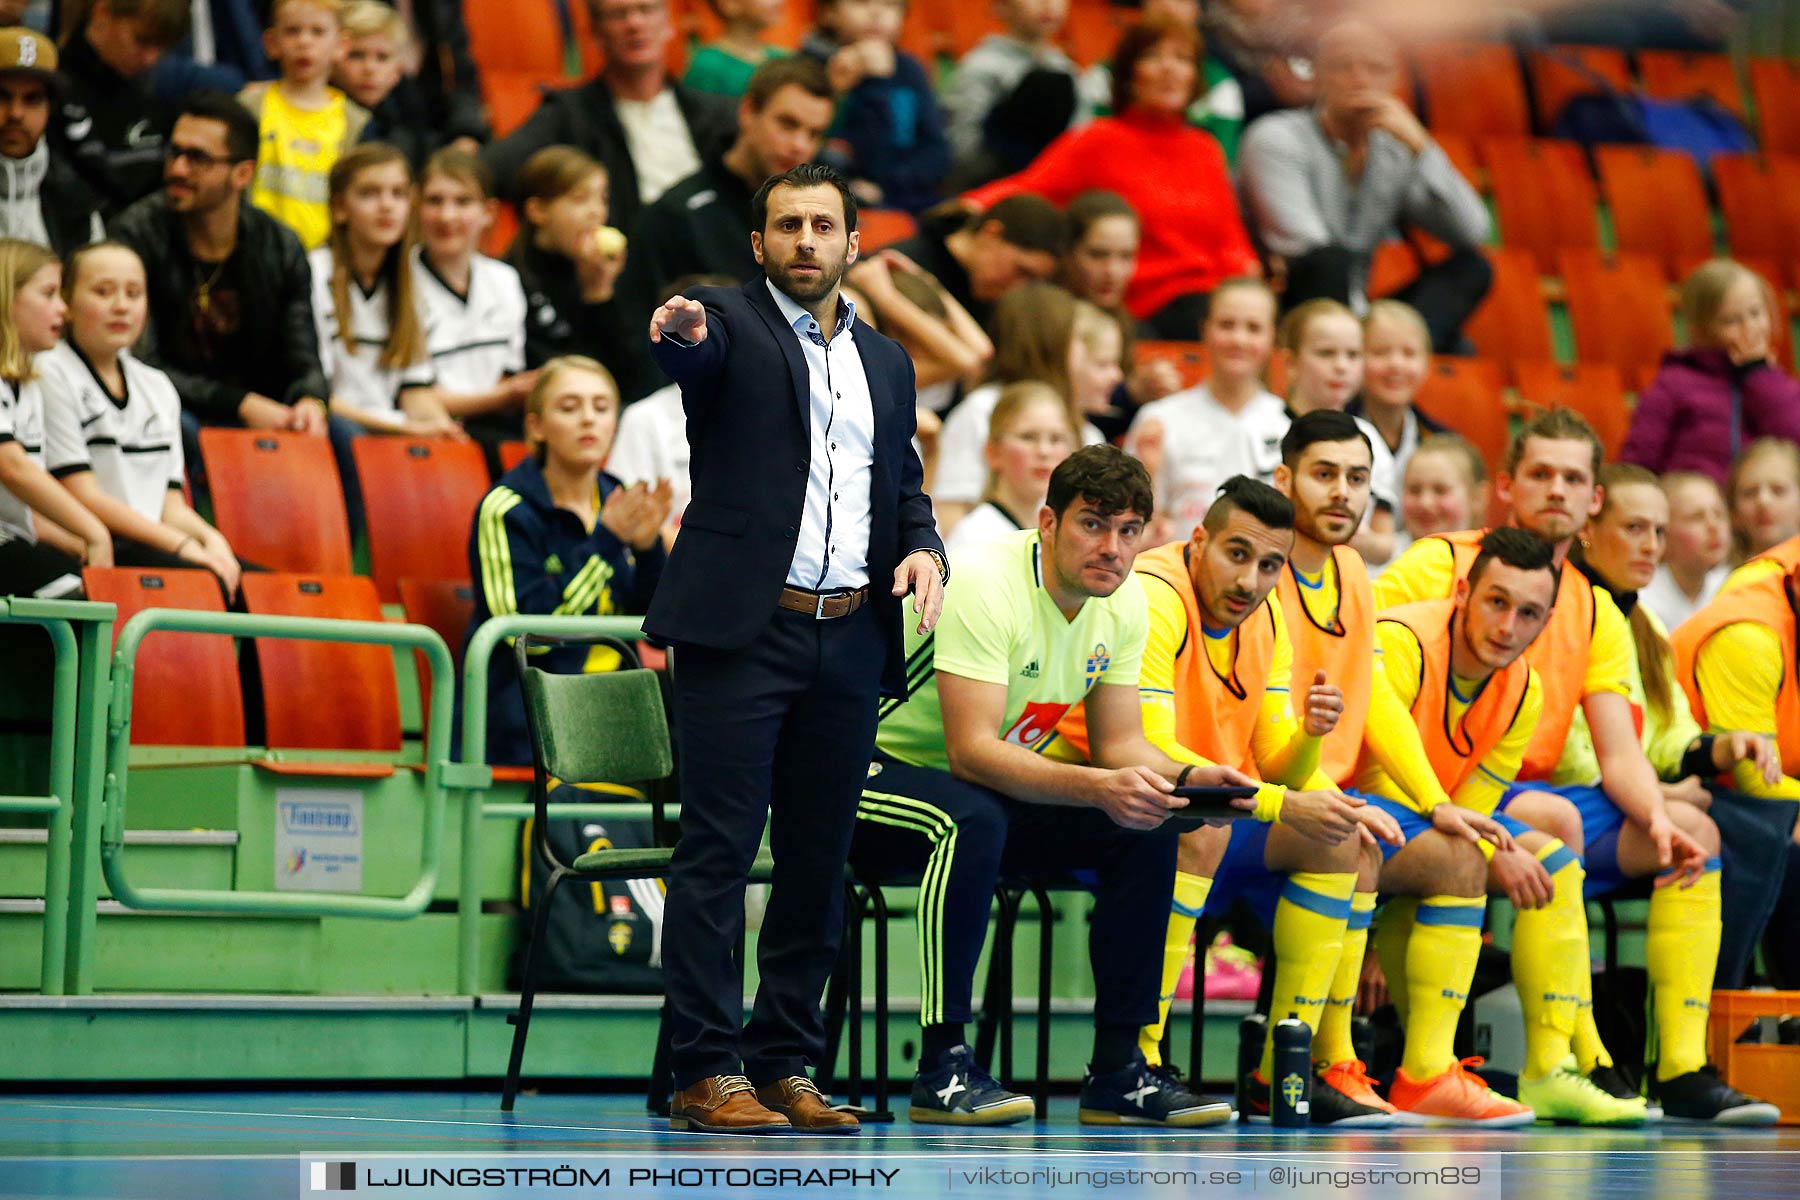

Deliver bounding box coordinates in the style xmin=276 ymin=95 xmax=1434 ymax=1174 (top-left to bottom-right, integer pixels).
xmin=756 ymin=1076 xmax=861 ymax=1132
xmin=670 ymin=1074 xmax=790 ymax=1133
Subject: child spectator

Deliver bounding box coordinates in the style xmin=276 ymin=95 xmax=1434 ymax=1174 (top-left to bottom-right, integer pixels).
xmin=310 ymin=142 xmax=446 ymax=435
xmin=1126 ymin=275 xmax=1282 ymax=542
xmin=412 ymin=148 xmax=532 ymax=463
xmin=1059 ymin=190 xmax=1179 ymax=418
xmin=931 ymin=281 xmax=1106 ymax=531
xmin=801 ymin=0 xmax=950 ymax=213
xmin=965 ymin=16 xmax=1260 ymax=336
xmin=39 ymin=240 xmax=244 ymax=596
xmin=1622 ymin=259 xmax=1800 ymax=486
xmin=848 ymin=247 xmax=992 ymax=415
xmin=465 ymin=355 xmax=670 ymax=767
xmin=942 ymin=0 xmax=1085 ymax=187
xmin=334 ymin=0 xmax=428 ymax=168
xmin=1348 ymin=299 xmax=1445 ymax=507
xmin=1727 ymin=437 xmax=1800 ymax=562
xmin=1394 ymin=431 xmax=1486 ymax=559
xmin=240 ymin=0 xmax=370 ymax=249
xmin=881 ymin=191 xmax=1065 ymax=328
xmin=684 ymin=0 xmax=790 ymax=99
xmin=943 ymin=380 xmax=1076 ymax=559
xmin=0 ymin=238 xmax=111 ymax=594
xmin=1278 ymin=297 xmax=1397 ymax=562
xmin=1641 ymin=471 xmax=1730 ymax=630
xmin=506 ymin=146 xmax=647 ymax=399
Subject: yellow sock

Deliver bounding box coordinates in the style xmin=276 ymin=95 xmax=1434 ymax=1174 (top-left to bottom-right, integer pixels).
xmin=1316 ymin=891 xmax=1377 ymax=1067
xmin=1399 ymin=895 xmax=1485 ymax=1080
xmin=1139 ymin=871 xmax=1211 ymax=1067
xmin=1512 ymin=840 xmax=1587 ymax=1080
xmin=1571 ymin=970 xmax=1614 ymax=1073
xmin=1375 ymin=894 xmax=1418 ymax=1026
xmin=1648 ymin=857 xmax=1722 ymax=1082
xmin=1259 ymin=871 xmax=1355 ymax=1079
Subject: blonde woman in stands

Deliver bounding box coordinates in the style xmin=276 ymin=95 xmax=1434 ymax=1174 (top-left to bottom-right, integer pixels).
xmin=945 ymin=382 xmax=1078 ymax=561
xmin=1349 ymin=300 xmax=1447 ymax=504
xmin=411 ymin=148 xmax=535 ymax=466
xmin=311 ymin=143 xmax=453 ymax=437
xmin=1641 ymin=472 xmax=1730 ymax=630
xmin=1622 ymin=259 xmax=1800 ymax=486
xmin=0 ymin=239 xmax=111 ymax=597
xmin=1726 ymin=438 xmax=1800 ymax=563
xmin=1278 ymin=298 xmax=1399 ymax=563
xmin=1395 ymin=433 xmax=1488 ymax=559
xmin=465 ymin=356 xmax=671 ymax=768
xmin=38 ymin=242 xmax=245 ymax=598
xmin=1125 ymin=276 xmax=1282 ymax=542
xmin=931 ymin=282 xmax=1107 ymax=532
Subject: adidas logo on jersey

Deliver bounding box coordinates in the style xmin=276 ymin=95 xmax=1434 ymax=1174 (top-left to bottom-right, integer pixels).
xmin=1020 ymin=660 xmax=1040 ymax=678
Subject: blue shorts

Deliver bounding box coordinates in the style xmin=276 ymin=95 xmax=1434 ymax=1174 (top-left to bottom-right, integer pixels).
xmin=1499 ymin=782 xmax=1629 ymax=898
xmin=1362 ymin=793 xmax=1533 ymax=861
xmin=1203 ymin=790 xmax=1403 ymax=925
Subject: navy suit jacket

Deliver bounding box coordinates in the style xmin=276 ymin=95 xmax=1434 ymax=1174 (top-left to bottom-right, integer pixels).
xmin=645 ymin=278 xmax=945 ymax=698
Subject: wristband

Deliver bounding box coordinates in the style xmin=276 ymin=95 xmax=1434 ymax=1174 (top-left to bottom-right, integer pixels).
xmin=1176 ymin=764 xmax=1196 ymax=789
xmin=1679 ymin=735 xmax=1716 ymax=781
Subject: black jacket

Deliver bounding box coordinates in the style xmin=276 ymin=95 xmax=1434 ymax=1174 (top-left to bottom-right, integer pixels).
xmin=645 ymin=279 xmax=945 ymax=697
xmin=0 ymin=147 xmax=105 ymax=258
xmin=482 ymin=77 xmax=736 ymax=236
xmin=619 ymin=155 xmax=758 ymax=316
xmin=110 ymin=192 xmax=330 ymax=421
xmin=52 ymin=30 xmax=173 ymax=212
xmin=399 ymin=0 xmax=490 ymax=144
xmin=508 ymin=235 xmax=656 ymax=402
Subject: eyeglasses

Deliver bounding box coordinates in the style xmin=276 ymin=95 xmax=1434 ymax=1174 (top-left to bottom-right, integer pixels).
xmin=165 ymin=144 xmax=232 ymax=170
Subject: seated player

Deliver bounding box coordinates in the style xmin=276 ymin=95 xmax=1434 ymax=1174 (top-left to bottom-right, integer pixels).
xmin=1377 ymin=409 xmax=1731 ymax=1123
xmin=852 ymin=445 xmax=1253 ymax=1127
xmin=1053 ymin=471 xmax=1408 ymax=1126
xmin=1269 ymin=413 xmax=1532 ymax=1126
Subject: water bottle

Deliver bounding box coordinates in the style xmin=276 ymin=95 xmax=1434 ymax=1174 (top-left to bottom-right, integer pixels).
xmin=1271 ymin=1011 xmax=1312 ymax=1128
xmin=1235 ymin=1013 xmax=1266 ymax=1112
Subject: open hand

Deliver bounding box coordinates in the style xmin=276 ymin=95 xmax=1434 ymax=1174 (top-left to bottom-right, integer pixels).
xmin=650 ymin=296 xmax=708 ymax=345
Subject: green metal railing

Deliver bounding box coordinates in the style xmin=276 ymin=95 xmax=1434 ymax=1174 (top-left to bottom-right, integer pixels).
xmin=0 ymin=596 xmax=114 ymax=994
xmin=453 ymin=614 xmax=653 ymax=994
xmin=99 ymin=609 xmax=455 ymax=919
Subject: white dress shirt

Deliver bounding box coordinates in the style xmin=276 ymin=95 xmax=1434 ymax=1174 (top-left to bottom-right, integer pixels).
xmin=766 ymin=279 xmax=875 ymax=592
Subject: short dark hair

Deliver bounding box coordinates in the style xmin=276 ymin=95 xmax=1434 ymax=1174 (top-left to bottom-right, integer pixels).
xmin=1467 ymin=526 xmax=1557 ymax=592
xmin=1202 ymin=475 xmax=1295 ymax=535
xmin=1280 ymin=409 xmax=1372 ymax=467
xmin=743 ymin=55 xmax=833 ymax=110
xmin=1046 ymin=444 xmax=1154 ymax=522
xmin=1110 ymin=16 xmax=1204 ymax=114
xmin=1504 ymin=406 xmax=1603 ymax=481
xmin=973 ymin=193 xmax=1069 ymax=257
xmin=178 ymin=90 xmax=260 ymax=163
xmin=750 ymin=162 xmax=858 ymax=235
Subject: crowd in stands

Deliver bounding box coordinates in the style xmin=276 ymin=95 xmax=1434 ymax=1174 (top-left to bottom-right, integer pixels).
xmin=2 ymin=0 xmax=1800 ymax=1129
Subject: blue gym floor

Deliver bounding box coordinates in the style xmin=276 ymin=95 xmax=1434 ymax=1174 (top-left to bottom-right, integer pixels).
xmin=4 ymin=1092 xmax=1800 ymax=1199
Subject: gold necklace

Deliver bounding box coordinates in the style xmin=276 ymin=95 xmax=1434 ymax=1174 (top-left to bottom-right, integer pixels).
xmin=193 ymin=256 xmax=229 ymax=315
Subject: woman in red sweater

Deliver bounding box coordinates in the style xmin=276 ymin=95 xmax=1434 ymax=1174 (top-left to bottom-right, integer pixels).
xmin=965 ymin=16 xmax=1261 ymax=338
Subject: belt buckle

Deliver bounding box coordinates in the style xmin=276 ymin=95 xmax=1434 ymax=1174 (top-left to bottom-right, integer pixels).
xmin=815 ymin=592 xmax=828 ymax=619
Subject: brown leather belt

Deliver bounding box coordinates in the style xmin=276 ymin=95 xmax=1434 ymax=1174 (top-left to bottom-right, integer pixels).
xmin=778 ymin=584 xmax=870 ymax=619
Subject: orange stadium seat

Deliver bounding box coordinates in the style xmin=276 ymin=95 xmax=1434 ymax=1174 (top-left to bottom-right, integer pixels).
xmin=1559 ymin=249 xmax=1674 ymax=374
xmin=241 ymin=573 xmax=401 ymax=753
xmin=198 ymin=429 xmax=352 ymax=576
xmin=1480 ymin=137 xmax=1600 ymax=274
xmin=1062 ymin=1 xmax=1126 ymax=68
xmin=398 ymin=577 xmax=477 ymax=730
xmin=1413 ymin=357 xmax=1511 ymax=473
xmin=1749 ymin=58 xmax=1800 ymax=156
xmin=682 ymin=0 xmax=813 ymax=52
xmin=1132 ymin=340 xmax=1207 ymax=390
xmin=1433 ymin=133 xmax=1483 ymax=192
xmin=1512 ymin=361 xmax=1629 ymax=459
xmin=1596 ymin=145 xmax=1714 ymax=280
xmin=81 ymin=567 xmax=243 ymax=747
xmin=1464 ymin=247 xmax=1555 ymax=373
xmin=1367 ymin=241 xmax=1422 ymax=298
xmin=1525 ymin=45 xmax=1631 ymax=131
xmin=857 ymin=208 xmax=919 ymax=254
xmin=498 ymin=440 xmax=532 ymax=474
xmin=1712 ymin=153 xmax=1800 ymax=274
xmin=352 ymin=438 xmax=491 ymax=604
xmin=1638 ymin=49 xmax=1746 ymax=120
xmin=465 ymin=0 xmax=602 ymax=138
xmin=1415 ymin=42 xmax=1530 ymax=139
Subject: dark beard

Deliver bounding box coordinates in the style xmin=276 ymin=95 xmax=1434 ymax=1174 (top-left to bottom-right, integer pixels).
xmin=770 ymin=258 xmax=844 ymax=304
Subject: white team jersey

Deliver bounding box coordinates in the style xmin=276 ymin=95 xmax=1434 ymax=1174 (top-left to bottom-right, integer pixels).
xmin=606 ymin=383 xmax=691 ymax=526
xmin=1125 ymin=383 xmax=1287 ymax=541
xmin=0 ymin=372 xmax=45 ymax=542
xmin=309 ymin=246 xmax=436 ymax=416
xmin=39 ymin=341 xmax=184 ymax=524
xmin=944 ymin=499 xmax=1026 ymax=561
xmin=411 ymin=247 xmax=528 ymax=396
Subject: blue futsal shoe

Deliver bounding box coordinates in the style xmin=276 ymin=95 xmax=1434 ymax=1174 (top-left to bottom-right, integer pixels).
xmin=908 ymin=1044 xmax=1036 ymax=1126
xmin=1078 ymin=1055 xmax=1236 ymax=1127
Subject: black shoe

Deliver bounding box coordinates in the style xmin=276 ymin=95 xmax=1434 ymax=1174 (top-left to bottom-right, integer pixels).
xmin=907 ymin=1044 xmax=1035 ymax=1126
xmin=1652 ymin=1066 xmax=1781 ymax=1125
xmin=1078 ymin=1056 xmax=1235 ymax=1127
xmin=1312 ymin=1061 xmax=1397 ymax=1128
xmin=1590 ymin=1063 xmax=1660 ymax=1122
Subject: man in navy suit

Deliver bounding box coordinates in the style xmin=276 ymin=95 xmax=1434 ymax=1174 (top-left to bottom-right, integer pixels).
xmin=647 ymin=162 xmax=946 ymax=1134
